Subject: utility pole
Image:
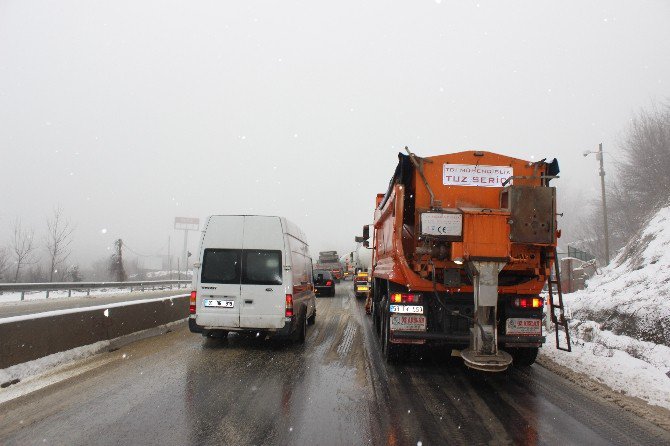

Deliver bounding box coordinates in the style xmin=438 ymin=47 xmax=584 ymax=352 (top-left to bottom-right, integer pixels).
xmin=598 ymin=143 xmax=610 ymax=264
xmin=167 ymin=236 xmax=171 ymax=280
xmin=583 ymin=143 xmax=610 ymax=264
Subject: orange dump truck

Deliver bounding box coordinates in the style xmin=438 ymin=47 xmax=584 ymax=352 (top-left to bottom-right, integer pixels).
xmin=358 ymin=149 xmax=569 ymax=371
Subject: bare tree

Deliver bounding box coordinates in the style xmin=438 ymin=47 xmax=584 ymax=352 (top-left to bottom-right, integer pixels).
xmin=10 ymin=220 xmax=38 ymax=282
xmin=578 ymin=103 xmax=670 ymax=265
xmin=613 ymin=102 xmax=670 ymax=228
xmin=45 ymin=207 xmax=75 ymax=282
xmin=0 ymin=246 xmax=10 ymax=282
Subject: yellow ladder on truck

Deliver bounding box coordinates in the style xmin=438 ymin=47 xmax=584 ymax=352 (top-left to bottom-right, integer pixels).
xmin=546 ymin=248 xmax=572 ymax=352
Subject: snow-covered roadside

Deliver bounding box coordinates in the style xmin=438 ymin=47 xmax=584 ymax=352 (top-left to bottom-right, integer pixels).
xmin=0 ymin=285 xmax=188 ymax=304
xmin=540 ymin=321 xmax=670 ymax=410
xmin=539 ymin=205 xmax=670 ymax=411
xmin=0 ymin=319 xmax=185 ymax=404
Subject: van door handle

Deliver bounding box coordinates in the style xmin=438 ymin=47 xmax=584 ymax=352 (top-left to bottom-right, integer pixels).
xmin=245 ymin=299 xmax=253 ymax=304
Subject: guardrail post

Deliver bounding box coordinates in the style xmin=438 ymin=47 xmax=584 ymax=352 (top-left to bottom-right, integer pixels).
xmin=68 ymin=289 xmax=72 ymax=297
xmin=46 ymin=290 xmax=50 ymax=299
xmin=21 ymin=291 xmax=25 ymax=301
xmin=87 ymin=289 xmax=90 ymax=296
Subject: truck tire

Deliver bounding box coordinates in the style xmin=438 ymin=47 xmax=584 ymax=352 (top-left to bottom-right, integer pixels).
xmin=307 ymin=310 xmax=316 ymax=326
xmin=371 ymin=300 xmax=380 ymax=336
xmin=509 ymin=347 xmax=538 ymax=367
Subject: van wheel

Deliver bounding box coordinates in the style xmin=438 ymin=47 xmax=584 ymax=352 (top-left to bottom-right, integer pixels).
xmin=307 ymin=310 xmax=316 ymax=326
xmin=294 ymin=314 xmax=307 ymax=344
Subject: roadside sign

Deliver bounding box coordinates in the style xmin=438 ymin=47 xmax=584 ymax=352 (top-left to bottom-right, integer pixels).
xmin=174 ymin=217 xmax=200 ymax=231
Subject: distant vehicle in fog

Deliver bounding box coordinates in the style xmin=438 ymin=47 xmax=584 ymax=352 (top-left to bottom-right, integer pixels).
xmin=353 ymin=272 xmax=370 ymax=298
xmin=189 ymin=215 xmax=316 ymax=343
xmin=316 ymin=250 xmax=343 ymax=283
xmin=313 ymin=269 xmax=336 ymax=297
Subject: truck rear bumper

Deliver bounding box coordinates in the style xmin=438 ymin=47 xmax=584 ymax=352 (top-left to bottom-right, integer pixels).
xmin=391 ymin=331 xmax=545 ymax=347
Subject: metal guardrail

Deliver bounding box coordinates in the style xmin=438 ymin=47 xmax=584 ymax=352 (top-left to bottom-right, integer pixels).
xmin=0 ymin=280 xmax=192 ymax=301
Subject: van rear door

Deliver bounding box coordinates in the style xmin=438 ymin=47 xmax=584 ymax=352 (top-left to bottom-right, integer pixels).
xmin=196 ymin=216 xmax=243 ymax=329
xmin=240 ymin=216 xmax=286 ymax=329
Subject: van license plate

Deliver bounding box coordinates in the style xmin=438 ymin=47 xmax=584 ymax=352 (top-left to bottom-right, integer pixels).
xmin=204 ymin=299 xmax=234 ymax=308
xmin=390 ymin=314 xmax=426 ymax=331
xmin=506 ymin=318 xmax=541 ymax=335
xmin=356 ymin=286 xmax=369 ymax=291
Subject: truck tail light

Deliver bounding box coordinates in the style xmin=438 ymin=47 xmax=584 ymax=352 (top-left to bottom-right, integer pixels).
xmin=513 ymin=297 xmax=543 ymax=308
xmin=189 ymin=291 xmax=197 ymax=314
xmin=326 ymin=280 xmax=333 ymax=286
xmin=285 ymin=294 xmax=294 ymax=317
xmin=391 ymin=293 xmax=421 ymax=304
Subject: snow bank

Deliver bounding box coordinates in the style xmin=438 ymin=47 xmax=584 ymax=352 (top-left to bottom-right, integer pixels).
xmin=541 ymin=322 xmax=670 ymax=410
xmin=563 ymin=205 xmax=670 ymax=345
xmin=540 ymin=205 xmax=670 ymax=410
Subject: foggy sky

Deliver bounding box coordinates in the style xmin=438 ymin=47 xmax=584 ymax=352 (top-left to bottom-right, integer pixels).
xmin=1 ymin=0 xmax=669 ymax=268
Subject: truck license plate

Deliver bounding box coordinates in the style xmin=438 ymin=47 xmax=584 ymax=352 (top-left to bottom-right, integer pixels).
xmin=389 ymin=305 xmax=423 ymax=314
xmin=356 ymin=286 xmax=369 ymax=291
xmin=204 ymin=299 xmax=234 ymax=308
xmin=390 ymin=314 xmax=426 ymax=331
xmin=506 ymin=318 xmax=541 ymax=336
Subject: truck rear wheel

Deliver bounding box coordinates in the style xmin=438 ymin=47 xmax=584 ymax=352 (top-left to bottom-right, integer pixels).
xmin=509 ymin=347 xmax=539 ymax=367
xmin=372 ymin=300 xmax=381 ymax=337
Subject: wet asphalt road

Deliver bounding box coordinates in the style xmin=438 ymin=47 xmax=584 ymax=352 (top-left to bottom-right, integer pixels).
xmin=1 ymin=283 xmax=669 ymax=446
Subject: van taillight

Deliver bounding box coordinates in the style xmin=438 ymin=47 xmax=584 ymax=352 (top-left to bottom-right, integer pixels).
xmin=326 ymin=280 xmax=332 ymax=286
xmin=513 ymin=297 xmax=543 ymax=308
xmin=285 ymin=294 xmax=294 ymax=317
xmin=189 ymin=291 xmax=197 ymax=314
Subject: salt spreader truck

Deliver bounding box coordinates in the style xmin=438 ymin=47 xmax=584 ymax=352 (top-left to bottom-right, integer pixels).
xmin=358 ymin=149 xmax=570 ymax=372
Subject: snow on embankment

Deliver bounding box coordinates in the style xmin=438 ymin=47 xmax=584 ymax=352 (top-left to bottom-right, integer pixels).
xmin=566 ymin=205 xmax=670 ymax=345
xmin=540 ymin=206 xmax=670 ymax=410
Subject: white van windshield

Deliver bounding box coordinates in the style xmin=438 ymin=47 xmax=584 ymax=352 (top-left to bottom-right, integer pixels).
xmin=242 ymin=250 xmax=283 ymax=285
xmin=201 ymin=249 xmax=241 ymax=284
xmin=201 ymin=249 xmax=282 ymax=285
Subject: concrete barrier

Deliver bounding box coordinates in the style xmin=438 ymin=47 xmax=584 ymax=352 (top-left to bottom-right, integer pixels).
xmin=0 ymin=295 xmax=189 ymax=369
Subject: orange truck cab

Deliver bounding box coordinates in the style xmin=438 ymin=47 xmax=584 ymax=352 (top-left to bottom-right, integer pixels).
xmin=360 ymin=149 xmax=564 ymax=371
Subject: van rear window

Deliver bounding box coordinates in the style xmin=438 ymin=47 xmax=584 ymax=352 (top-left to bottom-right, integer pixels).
xmin=242 ymin=250 xmax=282 ymax=285
xmin=201 ymin=249 xmax=241 ymax=284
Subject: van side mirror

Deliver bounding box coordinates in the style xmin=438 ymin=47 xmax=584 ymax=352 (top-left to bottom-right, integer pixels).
xmin=354 ymin=236 xmax=365 ymax=243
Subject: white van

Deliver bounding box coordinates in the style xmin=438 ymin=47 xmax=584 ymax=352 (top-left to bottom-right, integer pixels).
xmin=189 ymin=215 xmax=316 ymax=343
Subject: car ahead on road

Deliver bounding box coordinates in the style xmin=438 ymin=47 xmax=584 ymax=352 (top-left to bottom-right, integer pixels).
xmin=189 ymin=215 xmax=316 ymax=343
xmin=353 ymin=272 xmax=370 ymax=298
xmin=313 ymin=270 xmax=336 ymax=297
